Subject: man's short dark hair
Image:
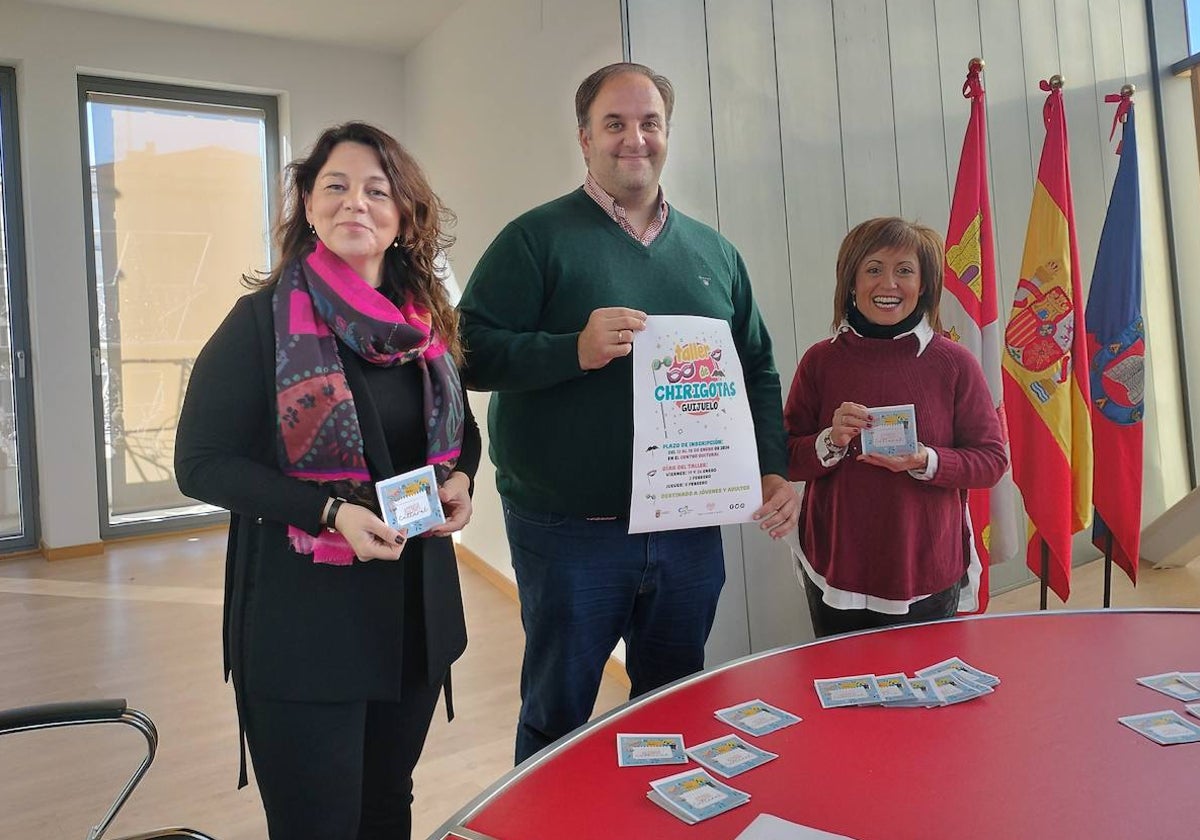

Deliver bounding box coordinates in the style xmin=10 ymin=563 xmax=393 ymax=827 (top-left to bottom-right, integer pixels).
xmin=575 ymin=63 xmax=675 ymax=132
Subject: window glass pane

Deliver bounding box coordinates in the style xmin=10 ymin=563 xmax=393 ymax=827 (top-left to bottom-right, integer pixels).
xmin=0 ymin=97 xmax=23 ymax=538
xmin=84 ymin=89 xmax=273 ymax=526
xmin=1190 ymin=0 xmax=1200 ymax=53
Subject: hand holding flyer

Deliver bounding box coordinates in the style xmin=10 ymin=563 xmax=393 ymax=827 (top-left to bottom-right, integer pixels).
xmin=375 ymin=465 xmax=446 ymax=537
xmin=860 ymin=404 xmax=918 ymax=457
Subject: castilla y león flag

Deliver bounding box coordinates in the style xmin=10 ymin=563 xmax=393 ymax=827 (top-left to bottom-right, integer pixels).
xmin=1086 ymin=94 xmax=1144 ymax=585
xmin=940 ymin=62 xmax=1019 ymax=614
xmin=1001 ymin=80 xmax=1093 ymax=603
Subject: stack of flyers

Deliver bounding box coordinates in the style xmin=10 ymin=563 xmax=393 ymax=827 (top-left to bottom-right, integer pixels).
xmin=1118 ymin=711 xmax=1200 ymax=745
xmin=814 ymin=658 xmax=999 ymax=708
xmin=686 ymin=734 xmax=778 ymax=778
xmin=374 ymin=465 xmax=445 ymax=537
xmin=1135 ymin=672 xmax=1200 ymax=702
xmin=914 ymin=657 xmax=998 ymax=704
xmin=646 ymin=768 xmax=751 ymax=824
xmin=714 ymin=699 xmax=803 ymax=736
xmin=922 ymin=669 xmax=994 ymax=705
xmin=860 ymin=404 xmax=918 ymax=457
xmin=916 ymin=657 xmax=1001 ymax=689
xmin=616 ymin=733 xmax=687 ymax=767
xmin=813 ymin=675 xmax=884 ymax=708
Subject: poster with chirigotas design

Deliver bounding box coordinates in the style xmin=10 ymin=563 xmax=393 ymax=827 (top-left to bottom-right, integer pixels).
xmin=629 ymin=315 xmax=762 ymax=534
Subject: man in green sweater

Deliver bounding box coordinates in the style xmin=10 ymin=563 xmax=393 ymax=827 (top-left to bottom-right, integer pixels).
xmin=459 ymin=62 xmax=798 ymax=764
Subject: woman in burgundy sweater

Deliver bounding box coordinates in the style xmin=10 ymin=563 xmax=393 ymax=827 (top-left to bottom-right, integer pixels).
xmin=784 ymin=217 xmax=1007 ymax=637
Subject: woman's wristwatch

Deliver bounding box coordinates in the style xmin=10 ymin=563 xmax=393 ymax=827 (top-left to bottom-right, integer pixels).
xmin=322 ymin=497 xmax=346 ymax=531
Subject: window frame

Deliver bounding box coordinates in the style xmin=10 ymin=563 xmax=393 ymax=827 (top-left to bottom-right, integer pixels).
xmin=0 ymin=65 xmax=41 ymax=553
xmin=76 ymin=75 xmax=280 ymax=537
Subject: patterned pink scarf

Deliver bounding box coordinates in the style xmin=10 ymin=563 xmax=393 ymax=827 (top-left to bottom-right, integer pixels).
xmin=273 ymin=242 xmax=463 ymax=564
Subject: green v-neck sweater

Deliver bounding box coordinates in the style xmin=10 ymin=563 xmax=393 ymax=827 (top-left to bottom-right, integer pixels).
xmin=460 ymin=188 xmax=786 ymax=516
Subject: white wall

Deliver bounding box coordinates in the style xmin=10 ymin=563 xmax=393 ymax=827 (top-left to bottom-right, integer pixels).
xmin=401 ymin=0 xmax=624 ymax=579
xmin=0 ymin=0 xmax=406 ymax=548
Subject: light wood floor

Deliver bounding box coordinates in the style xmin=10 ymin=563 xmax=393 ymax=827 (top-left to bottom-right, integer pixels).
xmin=0 ymin=532 xmax=1196 ymax=839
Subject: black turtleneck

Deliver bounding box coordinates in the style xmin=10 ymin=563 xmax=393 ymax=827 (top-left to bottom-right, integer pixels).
xmin=846 ymin=305 xmax=924 ymax=339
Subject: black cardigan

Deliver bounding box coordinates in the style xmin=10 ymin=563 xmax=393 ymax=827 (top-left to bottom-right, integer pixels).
xmin=175 ymin=287 xmax=479 ymax=709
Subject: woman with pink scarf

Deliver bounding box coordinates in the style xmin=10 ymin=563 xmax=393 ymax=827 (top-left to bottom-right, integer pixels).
xmin=175 ymin=122 xmax=479 ymax=840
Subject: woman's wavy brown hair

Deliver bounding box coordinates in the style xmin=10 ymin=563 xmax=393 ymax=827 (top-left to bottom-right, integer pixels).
xmin=246 ymin=122 xmax=461 ymax=363
xmin=831 ymin=216 xmax=944 ymax=334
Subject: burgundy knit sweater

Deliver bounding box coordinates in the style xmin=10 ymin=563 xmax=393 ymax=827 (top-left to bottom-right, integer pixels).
xmin=784 ymin=330 xmax=1007 ymax=600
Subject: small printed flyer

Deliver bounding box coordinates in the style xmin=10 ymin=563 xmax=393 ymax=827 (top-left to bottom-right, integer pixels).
xmin=629 ymin=315 xmax=762 ymax=534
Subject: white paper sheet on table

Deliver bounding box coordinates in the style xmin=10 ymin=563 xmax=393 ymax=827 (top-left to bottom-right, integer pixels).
xmin=628 ymin=315 xmax=762 ymax=533
xmin=734 ymin=813 xmax=859 ymax=840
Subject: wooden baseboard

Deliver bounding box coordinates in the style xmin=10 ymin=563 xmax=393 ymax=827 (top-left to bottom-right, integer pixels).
xmin=455 ymin=542 xmax=518 ymax=601
xmin=455 ymin=543 xmax=632 ymax=689
xmin=34 ymin=523 xmax=228 ymax=562
xmin=40 ymin=541 xmax=105 ymax=561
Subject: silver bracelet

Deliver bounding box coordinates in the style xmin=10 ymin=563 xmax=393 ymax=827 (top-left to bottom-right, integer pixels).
xmin=822 ymin=429 xmax=847 ymax=455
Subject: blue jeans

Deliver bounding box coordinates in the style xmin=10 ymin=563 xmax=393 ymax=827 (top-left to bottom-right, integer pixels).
xmin=503 ymin=501 xmax=725 ymax=764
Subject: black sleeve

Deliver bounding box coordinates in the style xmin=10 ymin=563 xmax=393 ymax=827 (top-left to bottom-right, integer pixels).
xmin=174 ymin=294 xmax=330 ymax=535
xmin=454 ymin=382 xmax=482 ymax=495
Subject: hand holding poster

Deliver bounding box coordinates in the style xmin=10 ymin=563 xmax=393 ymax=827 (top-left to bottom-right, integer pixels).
xmin=629 ymin=315 xmax=762 ymax=533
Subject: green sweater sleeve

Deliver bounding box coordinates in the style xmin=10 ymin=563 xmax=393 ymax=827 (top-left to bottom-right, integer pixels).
xmin=728 ymin=246 xmax=788 ymax=477
xmin=459 ymin=222 xmax=587 ymax=393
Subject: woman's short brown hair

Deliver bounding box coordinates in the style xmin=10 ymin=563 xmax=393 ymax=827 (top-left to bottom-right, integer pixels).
xmin=832 ymin=217 xmax=944 ymax=334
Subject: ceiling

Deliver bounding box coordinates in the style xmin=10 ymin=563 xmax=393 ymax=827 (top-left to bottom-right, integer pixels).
xmin=24 ymin=0 xmax=469 ymax=56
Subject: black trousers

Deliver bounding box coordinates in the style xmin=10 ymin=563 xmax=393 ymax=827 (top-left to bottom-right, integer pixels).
xmin=803 ymin=572 xmax=963 ymax=639
xmin=242 ymin=678 xmax=444 ymax=840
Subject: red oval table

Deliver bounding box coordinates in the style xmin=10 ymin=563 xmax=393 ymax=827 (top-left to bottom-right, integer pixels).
xmin=431 ymin=610 xmax=1199 ymax=839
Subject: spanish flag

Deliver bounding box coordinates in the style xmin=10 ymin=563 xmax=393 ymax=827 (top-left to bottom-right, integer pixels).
xmin=1086 ymin=93 xmax=1143 ymax=585
xmin=1001 ymin=80 xmax=1093 ymax=603
xmin=941 ymin=61 xmax=1020 ymax=614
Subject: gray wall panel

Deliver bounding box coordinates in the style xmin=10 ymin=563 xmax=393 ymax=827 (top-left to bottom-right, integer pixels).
xmin=1057 ymin=0 xmax=1107 ymax=289
xmin=1019 ymin=0 xmax=1062 ymax=169
xmin=626 ymin=0 xmax=718 ymax=225
xmin=1088 ymin=0 xmax=1128 ymax=193
xmin=979 ymin=0 xmax=1034 ymax=305
xmin=834 ymin=0 xmax=902 ymax=221
xmin=706 ymin=0 xmax=807 ymax=654
xmin=776 ymin=0 xmax=847 ymax=353
xmin=706 ymin=0 xmax=796 ymax=374
xmin=889 ymin=0 xmax=951 ymax=227
xmin=933 ymin=0 xmax=982 ymax=211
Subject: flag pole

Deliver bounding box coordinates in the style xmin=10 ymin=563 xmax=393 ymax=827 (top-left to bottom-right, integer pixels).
xmin=1092 ymin=82 xmax=1139 ymax=609
xmin=1103 ymin=532 xmax=1114 ymax=608
xmin=1038 ymin=73 xmax=1063 ymax=614
xmin=1039 ymin=538 xmax=1049 ymax=610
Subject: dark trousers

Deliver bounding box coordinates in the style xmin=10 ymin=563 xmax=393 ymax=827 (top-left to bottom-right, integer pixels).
xmin=803 ymin=572 xmax=963 ymax=639
xmin=503 ymin=501 xmax=725 ymax=764
xmin=242 ymin=679 xmax=443 ymax=840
